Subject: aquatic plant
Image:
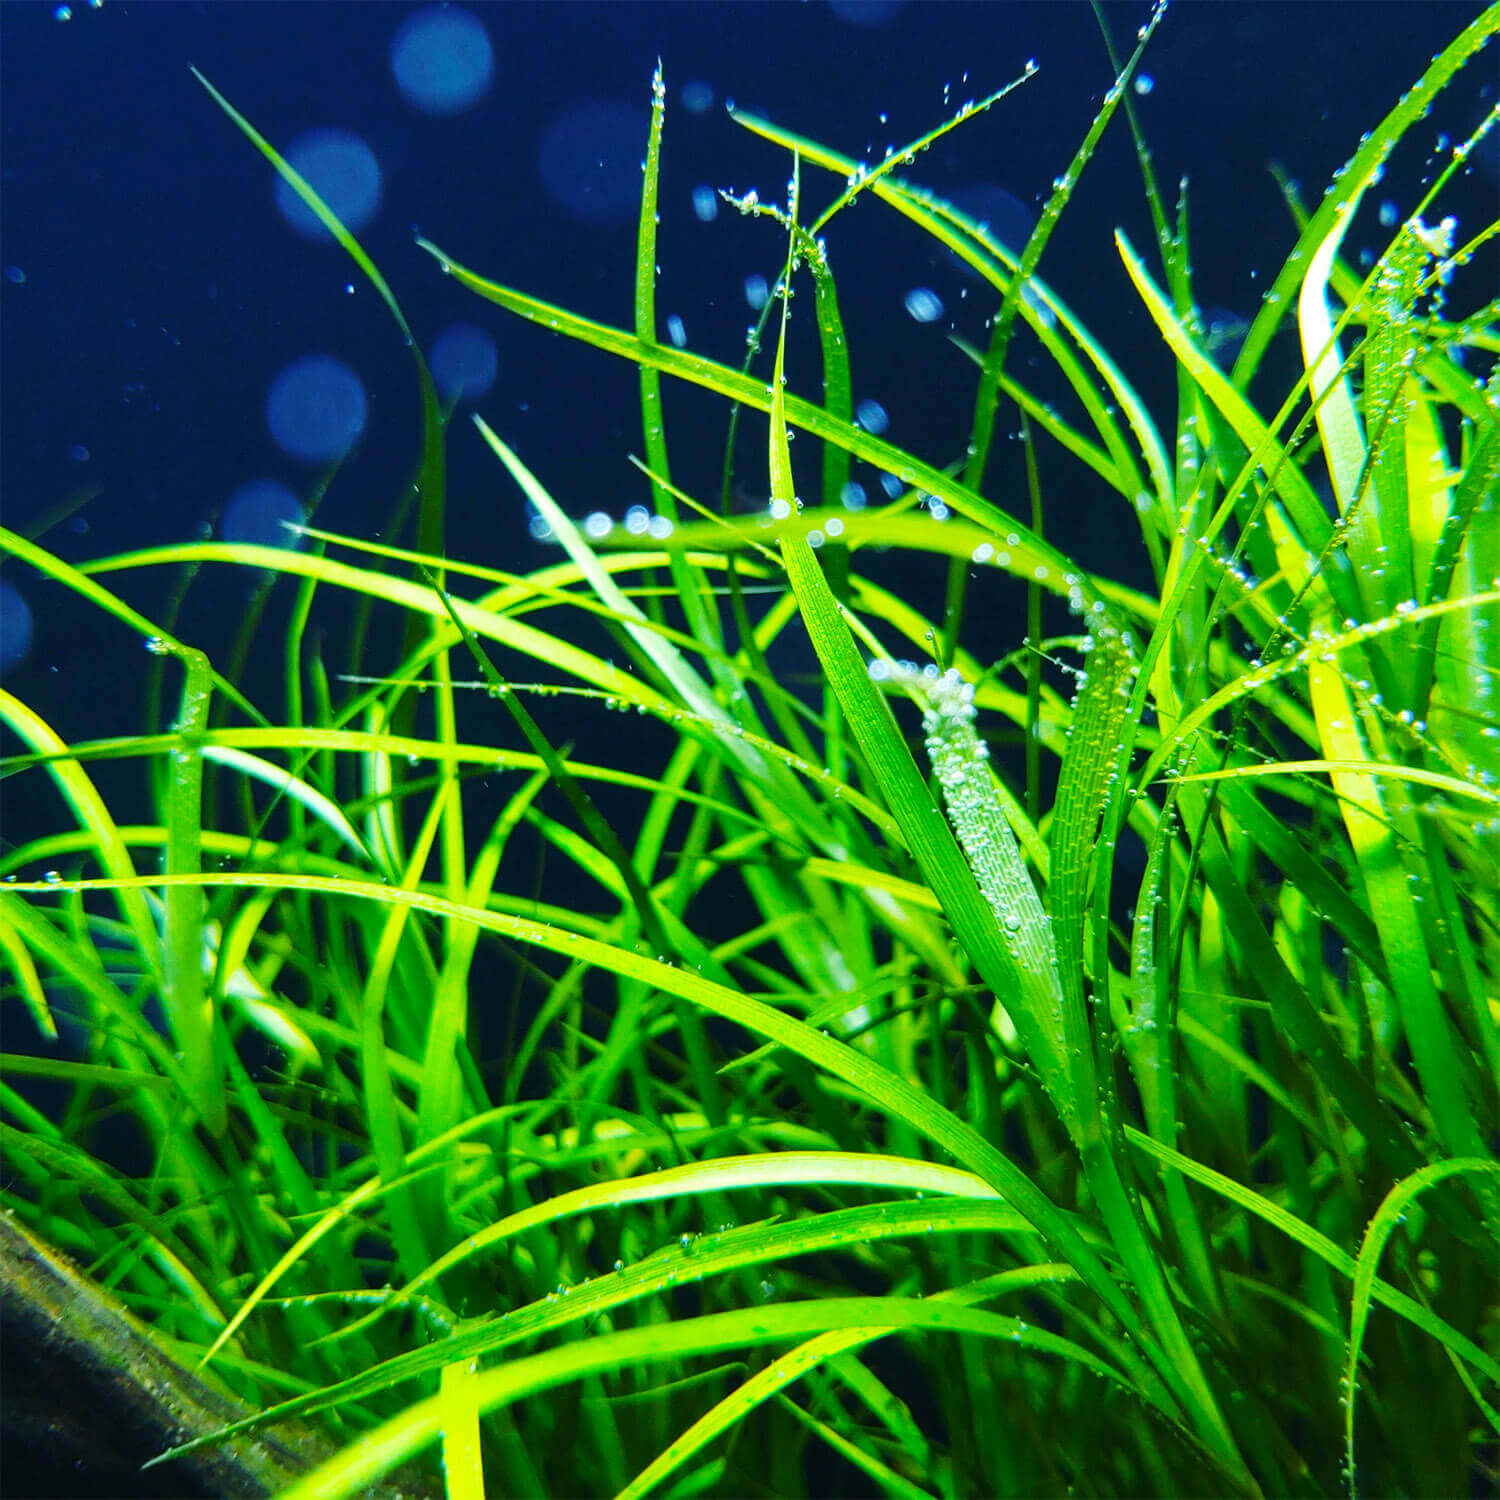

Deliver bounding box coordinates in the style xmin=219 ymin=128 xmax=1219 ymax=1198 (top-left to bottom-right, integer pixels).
xmin=2 ymin=5 xmax=1497 ymax=1496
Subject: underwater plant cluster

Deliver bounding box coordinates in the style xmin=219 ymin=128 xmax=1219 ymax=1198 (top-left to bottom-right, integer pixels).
xmin=1 ymin=3 xmax=1497 ymax=1496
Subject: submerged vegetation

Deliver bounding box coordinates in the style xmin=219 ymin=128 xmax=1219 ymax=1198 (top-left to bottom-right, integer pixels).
xmin=2 ymin=5 xmax=1498 ymax=1496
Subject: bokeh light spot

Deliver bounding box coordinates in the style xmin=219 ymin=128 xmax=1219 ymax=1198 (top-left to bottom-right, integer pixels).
xmin=274 ymin=129 xmax=383 ymax=240
xmin=949 ymin=182 xmax=1035 ymax=258
xmin=222 ymin=480 xmax=305 ymax=550
xmin=390 ymin=7 xmax=494 ymax=116
xmin=0 ymin=581 xmax=34 ymax=673
xmin=829 ymin=0 xmax=905 ymax=27
xmin=430 ymin=322 xmax=499 ymax=403
xmin=266 ymin=355 xmax=367 ymax=464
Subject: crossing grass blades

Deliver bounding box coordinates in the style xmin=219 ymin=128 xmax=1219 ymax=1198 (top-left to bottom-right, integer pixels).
xmin=2 ymin=5 xmax=1498 ymax=1496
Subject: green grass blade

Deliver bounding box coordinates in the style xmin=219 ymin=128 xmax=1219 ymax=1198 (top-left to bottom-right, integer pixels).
xmin=1343 ymin=1159 xmax=1500 ymax=1495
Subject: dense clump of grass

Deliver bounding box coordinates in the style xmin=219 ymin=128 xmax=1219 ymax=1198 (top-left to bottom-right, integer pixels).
xmin=2 ymin=6 xmax=1497 ymax=1497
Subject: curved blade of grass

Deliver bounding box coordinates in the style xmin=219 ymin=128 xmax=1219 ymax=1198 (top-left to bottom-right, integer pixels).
xmin=90 ymin=538 xmax=894 ymax=857
xmin=0 ymin=896 xmax=55 ymax=1041
xmin=0 ymin=891 xmax=180 ymax=1076
xmin=1307 ymin=650 xmax=1497 ymax=1227
xmin=1126 ymin=1125 xmax=1500 ymax=1384
xmin=400 ymin=1151 xmax=1003 ymax=1303
xmin=728 ymin=66 xmax=1173 ymax=519
xmin=198 ymin=744 xmax=372 ymax=860
xmin=615 ymin=1265 xmax=1078 ymax=1500
xmin=1234 ymin=6 xmax=1499 ymax=380
xmin=0 ymin=528 xmax=262 ymax=723
xmin=1179 ymin=756 xmax=1500 ymax=810
xmin=5 ymin=722 xmax=843 ymax=844
xmin=1116 ymin=234 xmax=1336 ymax=584
xmin=160 ymin=1197 xmax=1041 ymax=1463
xmin=191 ymin=69 xmax=446 ymax=561
xmin=275 ymin=1298 xmax=1167 ymax=1500
xmin=774 ymin=1396 xmax=933 ymax=1500
xmin=417 ymin=242 xmax=1108 ymax=611
xmin=1138 ymin=589 xmax=1500 ymax=789
xmin=82 ymin=540 xmax=677 ymax=713
xmin=763 ymin=191 xmax=1248 ymax=1478
xmin=190 ymin=69 xmax=464 ymax=967
xmin=1298 ymin=174 xmax=1369 ymax=523
xmin=20 ymin=868 xmax=1160 ymax=1388
xmin=1343 ymin=1158 xmax=1500 ymax=1494
xmin=0 ymin=691 xmax=167 ymax=1032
